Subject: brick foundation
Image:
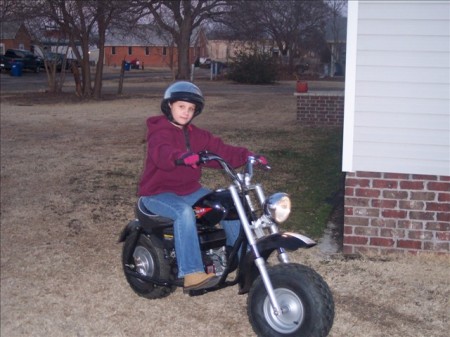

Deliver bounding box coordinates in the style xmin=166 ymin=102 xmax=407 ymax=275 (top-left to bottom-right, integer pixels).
xmin=344 ymin=171 xmax=450 ymax=255
xmin=295 ymin=92 xmax=344 ymax=127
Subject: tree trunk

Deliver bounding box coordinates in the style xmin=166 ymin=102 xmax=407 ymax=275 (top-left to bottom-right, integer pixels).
xmin=93 ymin=3 xmax=108 ymax=100
xmin=176 ymin=38 xmax=191 ymax=79
xmin=81 ymin=41 xmax=93 ymax=98
xmin=176 ymin=19 xmax=193 ymax=80
xmin=72 ymin=63 xmax=82 ymax=97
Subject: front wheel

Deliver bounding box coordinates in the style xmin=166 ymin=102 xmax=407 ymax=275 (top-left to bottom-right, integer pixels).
xmin=248 ymin=263 xmax=334 ymax=337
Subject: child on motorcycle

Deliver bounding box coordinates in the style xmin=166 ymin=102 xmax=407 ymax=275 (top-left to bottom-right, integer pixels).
xmin=138 ymin=81 xmax=266 ymax=291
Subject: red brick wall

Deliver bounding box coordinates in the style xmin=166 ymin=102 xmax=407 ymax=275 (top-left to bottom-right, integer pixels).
xmin=344 ymin=171 xmax=450 ymax=255
xmin=103 ymin=46 xmax=197 ymax=68
xmin=295 ymin=92 xmax=344 ymax=127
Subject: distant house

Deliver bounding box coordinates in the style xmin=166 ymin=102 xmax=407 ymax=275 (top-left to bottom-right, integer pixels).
xmin=32 ymin=28 xmax=81 ymax=60
xmin=199 ymin=31 xmax=275 ymax=64
xmin=199 ymin=20 xmax=347 ymax=77
xmin=198 ymin=31 xmax=241 ymax=63
xmin=103 ymin=25 xmax=202 ymax=68
xmin=343 ymin=1 xmax=450 ymax=254
xmin=0 ymin=21 xmax=33 ymax=54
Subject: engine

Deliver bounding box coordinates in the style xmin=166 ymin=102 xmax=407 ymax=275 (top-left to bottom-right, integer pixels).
xmin=203 ymin=246 xmax=227 ymax=276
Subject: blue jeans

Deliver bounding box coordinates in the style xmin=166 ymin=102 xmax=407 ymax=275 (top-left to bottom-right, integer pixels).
xmin=141 ymin=187 xmax=240 ymax=278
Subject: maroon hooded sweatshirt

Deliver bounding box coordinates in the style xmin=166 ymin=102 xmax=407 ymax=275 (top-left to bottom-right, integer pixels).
xmin=138 ymin=115 xmax=252 ymax=196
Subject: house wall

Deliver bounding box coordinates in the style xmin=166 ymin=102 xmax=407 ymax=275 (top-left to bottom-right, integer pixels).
xmin=194 ymin=30 xmax=209 ymax=59
xmin=103 ymin=46 xmax=198 ymax=68
xmin=207 ymin=40 xmax=232 ymax=62
xmin=1 ymin=24 xmax=33 ymax=52
xmin=343 ymin=1 xmax=449 ymax=176
xmin=103 ymin=46 xmax=176 ymax=68
xmin=343 ymin=1 xmax=450 ymax=254
xmin=344 ymin=172 xmax=449 ymax=254
xmin=206 ymin=40 xmax=273 ymax=63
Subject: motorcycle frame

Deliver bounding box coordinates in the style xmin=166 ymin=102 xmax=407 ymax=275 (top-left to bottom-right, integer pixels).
xmin=119 ymin=188 xmax=316 ymax=295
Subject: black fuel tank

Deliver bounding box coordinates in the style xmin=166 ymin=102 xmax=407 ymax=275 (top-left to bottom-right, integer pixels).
xmin=193 ymin=189 xmax=239 ymax=226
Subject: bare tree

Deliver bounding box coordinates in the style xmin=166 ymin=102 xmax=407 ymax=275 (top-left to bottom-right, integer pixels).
xmin=44 ymin=0 xmax=134 ymax=99
xmin=6 ymin=0 xmax=137 ymax=99
xmin=0 ymin=0 xmax=18 ymax=21
xmin=136 ymin=0 xmax=228 ymax=79
xmin=224 ymin=0 xmax=330 ymax=72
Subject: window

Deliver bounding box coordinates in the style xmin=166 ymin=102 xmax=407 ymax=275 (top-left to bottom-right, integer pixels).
xmin=145 ymin=46 xmax=150 ymax=55
xmin=128 ymin=46 xmax=132 ymax=55
xmin=0 ymin=43 xmax=4 ymax=55
xmin=112 ymin=46 xmax=116 ymax=55
xmin=162 ymin=47 xmax=167 ymax=56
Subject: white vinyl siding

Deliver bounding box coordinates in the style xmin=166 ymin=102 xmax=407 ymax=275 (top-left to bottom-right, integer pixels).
xmin=343 ymin=1 xmax=450 ymax=176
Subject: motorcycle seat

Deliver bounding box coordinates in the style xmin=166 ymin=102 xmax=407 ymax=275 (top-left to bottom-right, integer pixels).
xmin=135 ymin=197 xmax=174 ymax=229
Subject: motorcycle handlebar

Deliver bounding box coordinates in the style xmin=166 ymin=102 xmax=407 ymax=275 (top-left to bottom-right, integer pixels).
xmin=175 ymin=151 xmax=269 ymax=184
xmin=174 ymin=152 xmax=221 ymax=168
xmin=200 ymin=151 xmax=269 ymax=179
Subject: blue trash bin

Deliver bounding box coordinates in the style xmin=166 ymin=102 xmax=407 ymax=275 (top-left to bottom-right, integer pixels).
xmin=10 ymin=62 xmax=23 ymax=77
xmin=124 ymin=62 xmax=131 ymax=71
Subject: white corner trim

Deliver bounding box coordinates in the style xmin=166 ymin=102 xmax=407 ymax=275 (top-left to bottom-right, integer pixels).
xmin=342 ymin=0 xmax=359 ymax=173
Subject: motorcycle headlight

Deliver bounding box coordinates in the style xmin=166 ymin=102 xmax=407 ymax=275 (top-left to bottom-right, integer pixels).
xmin=264 ymin=193 xmax=291 ymax=223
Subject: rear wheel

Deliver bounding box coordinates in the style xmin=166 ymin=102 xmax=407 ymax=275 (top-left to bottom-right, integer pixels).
xmin=122 ymin=232 xmax=175 ymax=299
xmin=248 ymin=263 xmax=334 ymax=337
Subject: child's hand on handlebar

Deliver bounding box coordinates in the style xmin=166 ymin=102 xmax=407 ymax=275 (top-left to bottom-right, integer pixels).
xmin=176 ymin=152 xmax=200 ymax=168
xmin=255 ymin=155 xmax=268 ymax=166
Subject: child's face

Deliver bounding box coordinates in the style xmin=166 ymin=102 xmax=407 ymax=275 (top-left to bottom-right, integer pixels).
xmin=169 ymin=100 xmax=196 ymax=126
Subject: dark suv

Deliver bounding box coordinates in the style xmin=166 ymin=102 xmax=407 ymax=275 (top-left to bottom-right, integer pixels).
xmin=0 ymin=49 xmax=43 ymax=73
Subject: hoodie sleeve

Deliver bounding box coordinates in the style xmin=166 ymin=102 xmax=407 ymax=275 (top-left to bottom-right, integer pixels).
xmin=192 ymin=127 xmax=252 ymax=168
xmin=147 ymin=128 xmax=185 ymax=171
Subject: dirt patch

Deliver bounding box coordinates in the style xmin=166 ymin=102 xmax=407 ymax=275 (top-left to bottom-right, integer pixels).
xmin=1 ymin=83 xmax=449 ymax=337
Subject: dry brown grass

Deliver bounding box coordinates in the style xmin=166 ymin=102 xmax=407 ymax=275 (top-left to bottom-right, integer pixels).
xmin=1 ymin=80 xmax=449 ymax=337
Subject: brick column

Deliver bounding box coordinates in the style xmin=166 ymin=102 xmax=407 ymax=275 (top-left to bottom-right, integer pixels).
xmin=344 ymin=171 xmax=450 ymax=255
xmin=295 ymin=91 xmax=344 ymax=127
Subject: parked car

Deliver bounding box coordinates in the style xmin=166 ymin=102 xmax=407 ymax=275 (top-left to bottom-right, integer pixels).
xmin=195 ymin=57 xmax=211 ymax=69
xmin=43 ymin=52 xmax=73 ymax=72
xmin=0 ymin=49 xmax=43 ymax=73
xmin=0 ymin=55 xmax=8 ymax=71
xmin=0 ymin=54 xmax=12 ymax=72
xmin=129 ymin=58 xmax=141 ymax=69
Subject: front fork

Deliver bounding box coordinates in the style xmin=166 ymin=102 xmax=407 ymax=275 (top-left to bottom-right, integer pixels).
xmin=229 ymin=185 xmax=284 ymax=316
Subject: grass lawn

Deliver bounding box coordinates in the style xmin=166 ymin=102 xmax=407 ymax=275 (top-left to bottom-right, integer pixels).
xmin=261 ymin=128 xmax=344 ymax=238
xmin=2 ymin=87 xmax=448 ymax=337
xmin=203 ymin=126 xmax=344 ymax=239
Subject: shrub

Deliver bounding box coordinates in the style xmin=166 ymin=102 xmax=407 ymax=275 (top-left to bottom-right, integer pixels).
xmin=227 ymin=51 xmax=278 ymax=84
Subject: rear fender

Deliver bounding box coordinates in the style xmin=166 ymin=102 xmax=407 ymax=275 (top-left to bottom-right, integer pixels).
xmin=118 ymin=219 xmax=140 ymax=243
xmin=238 ymin=232 xmax=316 ymax=294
